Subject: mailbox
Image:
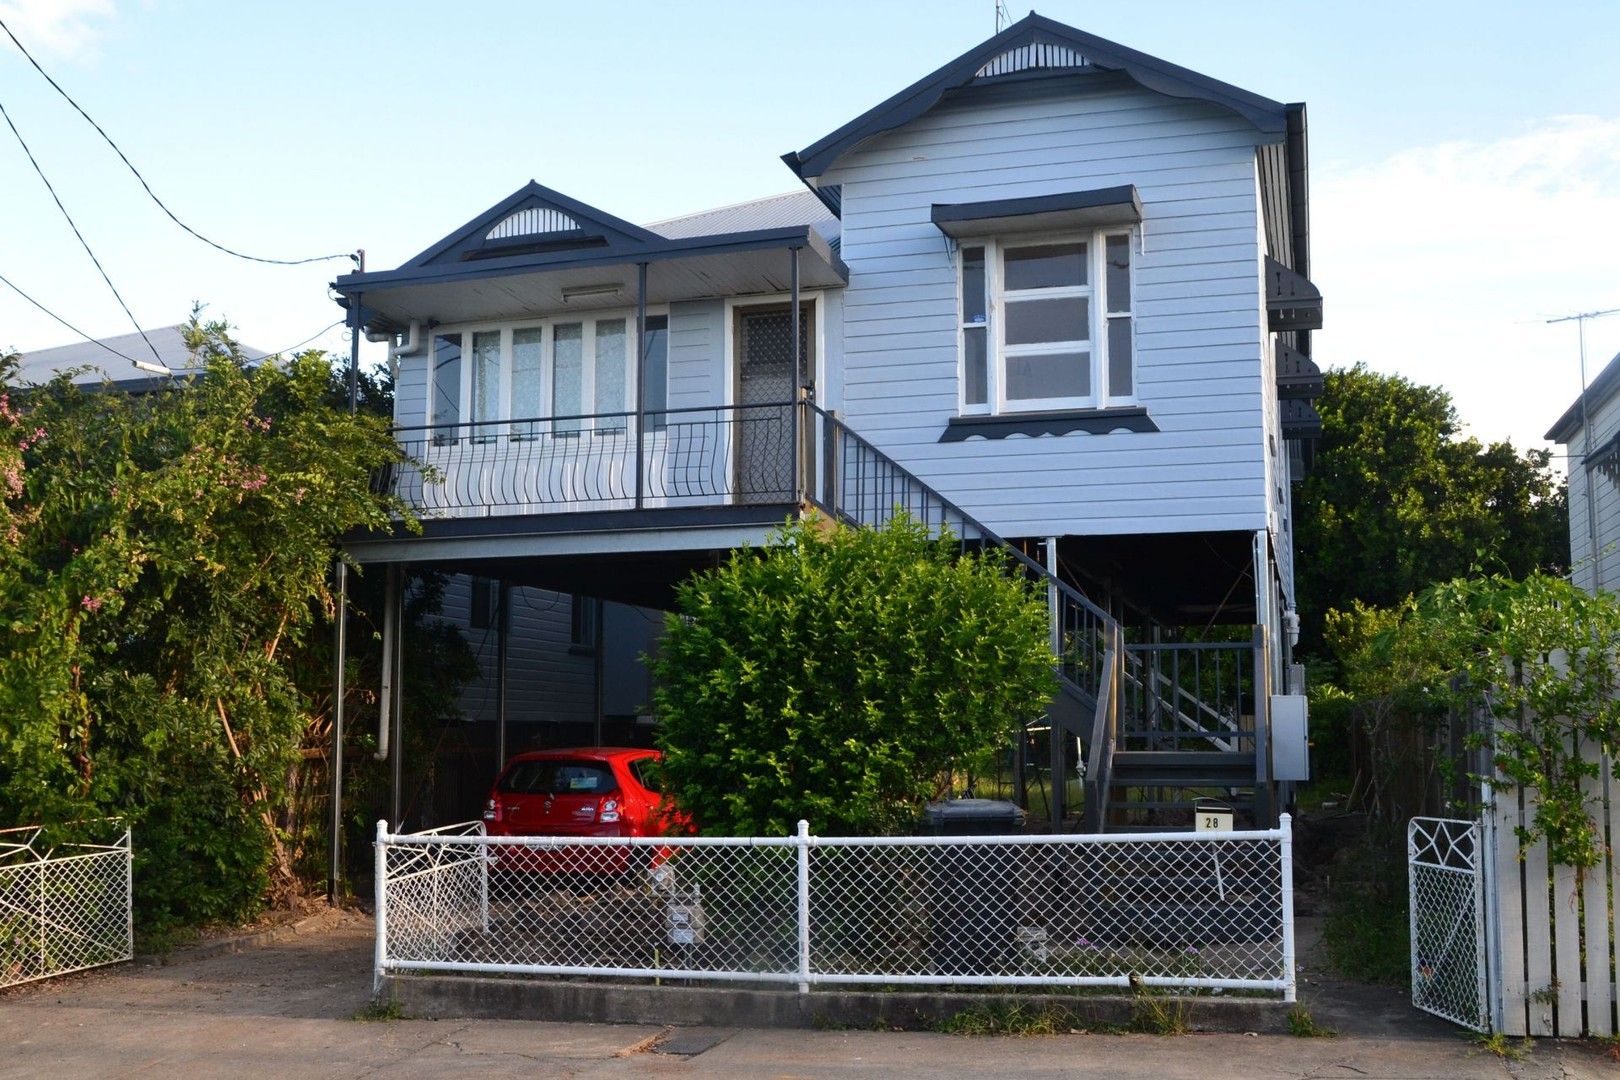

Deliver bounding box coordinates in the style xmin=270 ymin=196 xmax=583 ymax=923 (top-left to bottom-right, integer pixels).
xmin=1194 ymin=800 xmax=1234 ymax=833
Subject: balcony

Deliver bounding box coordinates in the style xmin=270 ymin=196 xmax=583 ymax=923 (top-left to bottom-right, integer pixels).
xmin=380 ymin=402 xmax=800 ymax=519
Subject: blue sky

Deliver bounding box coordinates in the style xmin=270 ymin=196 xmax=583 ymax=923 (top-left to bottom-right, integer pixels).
xmin=1 ymin=0 xmax=1617 ymax=454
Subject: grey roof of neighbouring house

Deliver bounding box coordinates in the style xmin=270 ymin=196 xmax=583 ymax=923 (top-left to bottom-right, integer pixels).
xmin=1547 ymin=350 xmax=1620 ymax=443
xmin=645 ymin=190 xmax=840 ymax=247
xmin=15 ymin=324 xmax=269 ymax=388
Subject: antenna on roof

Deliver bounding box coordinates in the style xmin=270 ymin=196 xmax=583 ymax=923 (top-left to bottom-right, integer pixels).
xmin=994 ymin=1 xmax=1012 ymax=32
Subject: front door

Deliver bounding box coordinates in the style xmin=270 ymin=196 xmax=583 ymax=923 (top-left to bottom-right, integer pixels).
xmin=734 ymin=303 xmax=811 ymax=503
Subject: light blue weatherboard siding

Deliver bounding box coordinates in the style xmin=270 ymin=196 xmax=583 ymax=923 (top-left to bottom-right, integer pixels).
xmin=1561 ymin=384 xmax=1620 ymax=595
xmin=395 ymin=348 xmax=428 ymax=429
xmin=666 ymin=299 xmax=725 ymax=411
xmin=821 ymin=77 xmax=1272 ymax=539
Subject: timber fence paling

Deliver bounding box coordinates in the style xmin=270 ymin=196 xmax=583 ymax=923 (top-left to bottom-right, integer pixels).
xmin=1485 ymin=755 xmax=1620 ymax=1037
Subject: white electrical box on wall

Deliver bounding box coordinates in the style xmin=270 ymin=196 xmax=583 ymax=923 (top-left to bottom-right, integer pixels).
xmin=1271 ymin=694 xmax=1310 ymax=781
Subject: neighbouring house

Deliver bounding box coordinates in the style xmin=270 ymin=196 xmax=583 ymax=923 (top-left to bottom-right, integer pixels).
xmin=1546 ymin=350 xmax=1620 ymax=593
xmin=334 ymin=13 xmax=1323 ymax=831
xmin=14 ymin=323 xmax=267 ymax=389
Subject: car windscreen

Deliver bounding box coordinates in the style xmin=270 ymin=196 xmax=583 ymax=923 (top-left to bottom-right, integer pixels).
xmin=498 ymin=760 xmax=617 ymax=796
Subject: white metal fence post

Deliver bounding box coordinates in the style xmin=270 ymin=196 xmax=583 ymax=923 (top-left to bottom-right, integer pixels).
xmin=1479 ymin=783 xmax=1505 ymax=1034
xmin=479 ymin=822 xmax=491 ymax=933
xmin=796 ymin=819 xmax=811 ymax=995
xmin=373 ymin=820 xmax=388 ymax=997
xmin=1279 ymin=812 xmax=1296 ymax=1003
xmin=123 ymin=828 xmax=134 ymax=961
xmin=37 ymin=858 xmax=47 ymax=977
xmin=1470 ymin=819 xmax=1490 ymax=1032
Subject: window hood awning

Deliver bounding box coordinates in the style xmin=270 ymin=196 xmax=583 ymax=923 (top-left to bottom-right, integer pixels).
xmin=334 ymin=226 xmax=847 ymax=332
xmin=930 ymin=186 xmax=1143 ymax=240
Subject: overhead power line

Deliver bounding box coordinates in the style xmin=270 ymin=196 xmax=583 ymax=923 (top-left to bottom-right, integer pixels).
xmin=0 ymin=15 xmax=355 ymax=268
xmin=2 ymin=268 xmax=348 ymax=375
xmin=0 ymin=267 xmax=141 ymax=365
xmin=0 ymin=94 xmax=163 ymax=364
xmin=265 ymin=319 xmax=345 ymax=358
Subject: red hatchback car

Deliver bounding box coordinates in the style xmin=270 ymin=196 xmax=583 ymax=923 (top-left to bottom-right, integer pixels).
xmin=483 ymin=748 xmax=675 ymax=871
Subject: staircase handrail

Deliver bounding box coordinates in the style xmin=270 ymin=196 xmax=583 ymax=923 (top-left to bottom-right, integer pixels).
xmin=1081 ymin=633 xmax=1120 ymax=833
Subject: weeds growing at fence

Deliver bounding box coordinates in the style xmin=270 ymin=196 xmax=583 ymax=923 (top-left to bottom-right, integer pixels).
xmin=352 ymin=998 xmax=406 ymax=1022
xmin=1286 ymin=1005 xmax=1336 ymax=1038
xmin=1473 ymin=1032 xmax=1529 ymax=1060
xmin=1127 ymin=987 xmax=1190 ymax=1035
xmin=935 ymin=1001 xmax=1074 ymax=1037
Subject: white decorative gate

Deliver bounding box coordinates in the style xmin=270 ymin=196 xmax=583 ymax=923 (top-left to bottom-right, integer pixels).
xmin=1407 ymin=817 xmax=1489 ymax=1031
xmin=0 ymin=823 xmax=133 ymax=989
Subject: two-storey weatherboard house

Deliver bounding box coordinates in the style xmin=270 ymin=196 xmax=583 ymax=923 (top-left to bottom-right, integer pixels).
xmin=335 ymin=14 xmax=1322 ymax=831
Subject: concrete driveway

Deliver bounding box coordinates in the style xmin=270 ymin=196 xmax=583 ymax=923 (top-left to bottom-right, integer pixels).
xmin=0 ymin=910 xmax=1610 ymax=1079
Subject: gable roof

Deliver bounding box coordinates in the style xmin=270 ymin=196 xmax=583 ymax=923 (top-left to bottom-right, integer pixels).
xmin=783 ymin=11 xmax=1290 ymax=181
xmin=1547 ymin=350 xmax=1620 ymax=443
xmin=400 ymin=181 xmax=664 ymax=269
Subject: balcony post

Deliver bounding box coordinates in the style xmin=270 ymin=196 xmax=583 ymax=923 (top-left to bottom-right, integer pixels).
xmin=635 ymin=261 xmax=648 ymax=510
xmin=789 ymin=245 xmax=802 ymax=504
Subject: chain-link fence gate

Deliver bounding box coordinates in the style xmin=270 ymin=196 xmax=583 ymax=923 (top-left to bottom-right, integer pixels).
xmin=0 ymin=823 xmax=133 ymax=989
xmin=1408 ymin=817 xmax=1489 ymax=1031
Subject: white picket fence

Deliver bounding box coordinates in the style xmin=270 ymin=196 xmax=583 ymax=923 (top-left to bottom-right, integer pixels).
xmin=1485 ymin=763 xmax=1620 ymax=1037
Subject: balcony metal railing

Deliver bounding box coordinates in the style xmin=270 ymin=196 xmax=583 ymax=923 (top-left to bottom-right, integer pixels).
xmin=380 ymin=402 xmax=796 ymax=515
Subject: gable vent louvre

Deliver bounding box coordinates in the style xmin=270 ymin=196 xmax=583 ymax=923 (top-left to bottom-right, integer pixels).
xmin=976 ymin=42 xmax=1089 ymax=78
xmin=487 ymin=207 xmax=582 ymax=240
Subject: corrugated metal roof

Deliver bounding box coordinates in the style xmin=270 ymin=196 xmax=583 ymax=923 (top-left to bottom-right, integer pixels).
xmin=646 ymin=190 xmax=839 ymax=245
xmin=16 ymin=324 xmax=269 ymax=386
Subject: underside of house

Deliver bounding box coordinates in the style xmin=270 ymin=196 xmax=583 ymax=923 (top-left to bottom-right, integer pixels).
xmin=335 ymin=14 xmax=1323 ymax=834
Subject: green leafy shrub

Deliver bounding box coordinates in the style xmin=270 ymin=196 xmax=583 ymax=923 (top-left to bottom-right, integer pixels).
xmin=653 ymin=515 xmax=1053 ymax=835
xmin=0 ymin=318 xmax=407 ymax=929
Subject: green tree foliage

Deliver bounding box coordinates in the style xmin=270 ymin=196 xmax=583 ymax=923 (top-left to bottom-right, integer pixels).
xmin=1327 ymin=573 xmax=1620 ymax=868
xmin=1296 ymin=365 xmax=1567 ymax=645
xmin=0 ymin=319 xmax=407 ymax=927
xmin=653 ymin=516 xmax=1055 ymax=836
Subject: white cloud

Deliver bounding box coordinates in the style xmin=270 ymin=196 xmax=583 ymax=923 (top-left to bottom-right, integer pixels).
xmin=0 ymin=0 xmax=116 ymax=61
xmin=1314 ymin=116 xmax=1620 ymax=456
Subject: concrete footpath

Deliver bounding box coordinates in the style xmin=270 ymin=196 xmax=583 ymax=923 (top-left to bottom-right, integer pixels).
xmin=0 ymin=911 xmax=1611 ymax=1079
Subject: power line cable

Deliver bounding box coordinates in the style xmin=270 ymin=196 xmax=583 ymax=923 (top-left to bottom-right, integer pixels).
xmin=0 ymin=16 xmax=354 ymax=268
xmin=0 ymin=267 xmax=141 ymax=366
xmin=264 ymin=319 xmax=344 ymax=358
xmin=0 ymin=94 xmax=163 ymax=364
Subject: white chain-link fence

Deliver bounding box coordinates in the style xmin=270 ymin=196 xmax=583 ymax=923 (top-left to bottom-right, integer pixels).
xmin=0 ymin=823 xmax=133 ymax=989
xmin=1408 ymin=817 xmax=1489 ymax=1031
xmin=375 ymin=817 xmax=1295 ymax=999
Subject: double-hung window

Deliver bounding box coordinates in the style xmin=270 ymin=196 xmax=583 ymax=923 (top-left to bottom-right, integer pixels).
xmin=959 ymin=230 xmax=1135 ymax=414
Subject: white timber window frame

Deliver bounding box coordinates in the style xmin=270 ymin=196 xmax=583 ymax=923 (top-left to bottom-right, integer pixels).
xmin=956 ymin=228 xmax=1137 ymax=415
xmin=424 ymin=306 xmax=670 ymax=438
